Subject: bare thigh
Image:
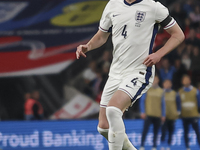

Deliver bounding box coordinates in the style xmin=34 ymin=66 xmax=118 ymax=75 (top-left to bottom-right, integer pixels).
xmin=98 ymin=107 xmax=109 ymax=129
xmin=108 ymin=90 xmax=131 ymax=112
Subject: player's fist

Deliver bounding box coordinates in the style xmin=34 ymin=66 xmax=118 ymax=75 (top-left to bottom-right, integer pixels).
xmin=143 ymin=53 xmax=161 ymax=67
xmin=140 ymin=113 xmax=146 ymax=119
xmin=76 ymin=45 xmax=88 ymax=59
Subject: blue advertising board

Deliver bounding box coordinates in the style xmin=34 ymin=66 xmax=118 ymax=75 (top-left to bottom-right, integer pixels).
xmin=0 ymin=119 xmax=199 ymax=150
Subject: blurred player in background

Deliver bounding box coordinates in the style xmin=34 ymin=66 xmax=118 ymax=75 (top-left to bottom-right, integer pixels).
xmin=139 ymin=76 xmax=165 ymax=150
xmin=179 ymin=75 xmax=200 ymax=150
xmin=76 ymin=0 xmax=184 ymax=149
xmin=160 ymin=80 xmax=181 ymax=150
xmin=24 ymin=90 xmax=44 ymax=120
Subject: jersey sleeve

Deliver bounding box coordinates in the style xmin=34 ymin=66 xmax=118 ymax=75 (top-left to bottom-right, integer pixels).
xmin=155 ymin=2 xmax=176 ymax=30
xmin=99 ymin=2 xmax=112 ymax=32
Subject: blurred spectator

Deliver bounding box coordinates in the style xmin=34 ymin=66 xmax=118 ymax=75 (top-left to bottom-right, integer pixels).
xmin=97 ymin=50 xmax=112 ymax=70
xmin=159 ymin=58 xmax=176 ymax=83
xmin=184 ymin=44 xmax=193 ymax=55
xmin=179 ymin=75 xmax=200 ymax=150
xmin=176 ymin=43 xmax=185 ymax=58
xmin=95 ymin=62 xmax=110 ymax=103
xmin=191 ymin=46 xmax=200 ymax=84
xmin=101 ymin=62 xmax=110 ymax=88
xmin=83 ymin=61 xmax=97 ymax=84
xmin=186 ymin=28 xmax=200 ymax=47
xmin=197 ymin=24 xmax=200 ymax=38
xmin=189 ymin=5 xmax=200 ymax=27
xmin=172 ymin=59 xmax=187 ymax=90
xmin=183 ymin=0 xmax=194 ymax=15
xmin=160 ymin=80 xmax=181 ymax=150
xmin=92 ymin=69 xmax=102 ymax=96
xmin=181 ymin=53 xmax=191 ymax=70
xmin=24 ymin=91 xmax=44 ymax=120
xmin=139 ymin=76 xmax=165 ymax=150
xmin=198 ymin=82 xmax=200 ymax=92
xmin=82 ymin=61 xmax=97 ymax=98
xmin=171 ymin=3 xmax=187 ymax=29
xmin=184 ymin=18 xmax=191 ymax=38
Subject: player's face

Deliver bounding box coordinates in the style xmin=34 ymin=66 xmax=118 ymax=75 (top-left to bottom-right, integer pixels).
xmin=182 ymin=76 xmax=191 ymax=87
xmin=163 ymin=80 xmax=172 ymax=89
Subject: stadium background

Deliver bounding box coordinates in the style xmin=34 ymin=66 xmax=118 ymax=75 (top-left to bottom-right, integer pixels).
xmin=0 ymin=0 xmax=199 ymax=149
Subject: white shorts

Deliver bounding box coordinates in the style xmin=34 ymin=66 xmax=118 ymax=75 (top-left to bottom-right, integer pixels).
xmin=100 ymin=69 xmax=155 ymax=108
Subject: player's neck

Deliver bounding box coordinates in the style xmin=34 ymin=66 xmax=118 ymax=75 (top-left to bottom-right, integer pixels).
xmin=125 ymin=0 xmax=137 ymax=4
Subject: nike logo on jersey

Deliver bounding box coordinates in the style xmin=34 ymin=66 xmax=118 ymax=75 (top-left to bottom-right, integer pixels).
xmin=113 ymin=14 xmax=120 ymax=17
xmin=126 ymin=85 xmax=133 ymax=89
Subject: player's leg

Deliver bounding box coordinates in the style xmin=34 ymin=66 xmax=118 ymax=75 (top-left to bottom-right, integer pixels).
xmin=106 ymin=71 xmax=154 ymax=150
xmin=98 ymin=107 xmax=109 ymax=139
xmin=152 ymin=117 xmax=161 ymax=149
xmin=182 ymin=118 xmax=190 ymax=149
xmin=98 ymin=77 xmax=136 ymax=150
xmin=98 ymin=76 xmax=118 ymax=141
xmin=140 ymin=116 xmax=152 ymax=150
xmin=98 ymin=76 xmax=120 ymax=132
xmin=191 ymin=118 xmax=200 ymax=146
xmin=98 ymin=106 xmax=136 ymax=150
xmin=106 ymin=90 xmax=133 ymax=150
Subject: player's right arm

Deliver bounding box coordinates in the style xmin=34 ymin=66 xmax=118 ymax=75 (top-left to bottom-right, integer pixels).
xmin=76 ymin=30 xmax=110 ymax=59
xmin=76 ymin=1 xmax=112 ymax=59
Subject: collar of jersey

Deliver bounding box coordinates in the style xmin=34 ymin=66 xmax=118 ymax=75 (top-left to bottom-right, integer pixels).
xmin=124 ymin=0 xmax=143 ymax=6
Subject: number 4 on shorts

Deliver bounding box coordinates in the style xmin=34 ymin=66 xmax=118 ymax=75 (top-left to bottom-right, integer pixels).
xmin=131 ymin=78 xmax=138 ymax=86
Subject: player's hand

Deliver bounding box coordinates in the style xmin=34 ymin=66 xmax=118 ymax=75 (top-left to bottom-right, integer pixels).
xmin=143 ymin=53 xmax=161 ymax=67
xmin=161 ymin=116 xmax=166 ymax=123
xmin=76 ymin=45 xmax=88 ymax=59
xmin=140 ymin=113 xmax=146 ymax=119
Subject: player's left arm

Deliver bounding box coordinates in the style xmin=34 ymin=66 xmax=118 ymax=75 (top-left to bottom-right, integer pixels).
xmin=143 ymin=23 xmax=185 ymax=67
xmin=144 ymin=1 xmax=185 ymax=67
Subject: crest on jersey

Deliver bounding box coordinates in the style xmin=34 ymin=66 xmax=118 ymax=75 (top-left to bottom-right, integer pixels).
xmin=135 ymin=11 xmax=146 ymax=27
xmin=135 ymin=11 xmax=146 ymax=22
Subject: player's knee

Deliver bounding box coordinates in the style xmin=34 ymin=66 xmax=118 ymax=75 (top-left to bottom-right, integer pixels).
xmin=106 ymin=106 xmax=123 ymax=126
xmin=106 ymin=106 xmax=122 ymax=117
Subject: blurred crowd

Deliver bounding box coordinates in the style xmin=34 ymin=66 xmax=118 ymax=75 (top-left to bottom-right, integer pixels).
xmin=21 ymin=0 xmax=200 ymax=122
xmin=16 ymin=0 xmax=200 ymax=149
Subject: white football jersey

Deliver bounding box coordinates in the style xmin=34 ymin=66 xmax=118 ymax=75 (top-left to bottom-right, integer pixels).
xmin=99 ymin=0 xmax=176 ymax=79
